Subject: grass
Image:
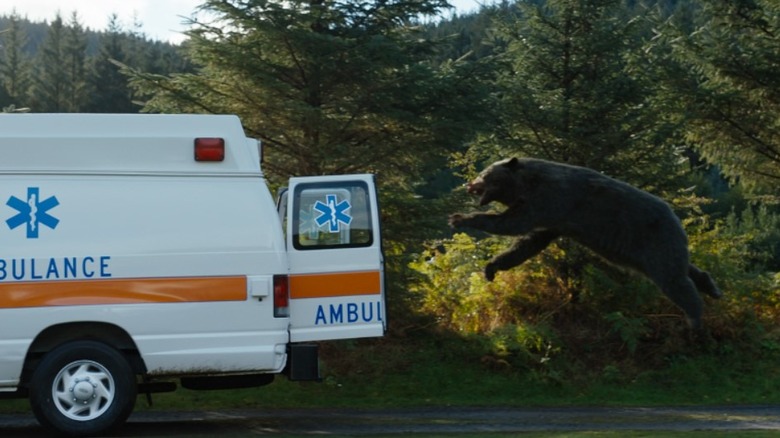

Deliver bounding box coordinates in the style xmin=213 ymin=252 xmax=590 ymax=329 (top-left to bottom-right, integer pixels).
xmin=2 ymin=334 xmax=780 ymax=414
xmin=3 ymin=338 xmax=780 ymax=437
xmin=122 ymin=334 xmax=780 ymax=412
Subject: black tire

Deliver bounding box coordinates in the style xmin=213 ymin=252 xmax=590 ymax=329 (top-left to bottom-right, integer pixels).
xmin=29 ymin=340 xmax=137 ymax=437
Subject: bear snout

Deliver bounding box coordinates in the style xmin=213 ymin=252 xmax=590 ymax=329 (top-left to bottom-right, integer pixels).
xmin=466 ymin=180 xmax=485 ymax=196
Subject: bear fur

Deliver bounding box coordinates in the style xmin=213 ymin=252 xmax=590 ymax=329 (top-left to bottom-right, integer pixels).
xmin=449 ymin=157 xmax=721 ymax=328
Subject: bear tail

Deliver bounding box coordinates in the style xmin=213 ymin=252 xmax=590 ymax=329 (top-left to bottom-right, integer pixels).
xmin=689 ymin=264 xmax=723 ymax=299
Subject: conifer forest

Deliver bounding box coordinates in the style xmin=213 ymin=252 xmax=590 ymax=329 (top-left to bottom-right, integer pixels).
xmin=3 ymin=0 xmax=780 ymax=381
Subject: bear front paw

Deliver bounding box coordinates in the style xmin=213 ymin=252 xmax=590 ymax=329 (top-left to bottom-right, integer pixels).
xmin=484 ymin=263 xmax=498 ymax=282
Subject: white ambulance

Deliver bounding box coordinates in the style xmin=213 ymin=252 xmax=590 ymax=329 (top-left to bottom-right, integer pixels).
xmin=0 ymin=114 xmax=385 ymax=436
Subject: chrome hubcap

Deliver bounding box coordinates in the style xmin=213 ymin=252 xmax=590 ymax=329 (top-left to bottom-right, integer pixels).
xmin=52 ymin=360 xmax=115 ymax=421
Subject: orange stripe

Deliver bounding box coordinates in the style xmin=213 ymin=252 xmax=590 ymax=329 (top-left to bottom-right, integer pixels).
xmin=0 ymin=276 xmax=247 ymax=308
xmin=290 ymin=271 xmax=381 ymax=299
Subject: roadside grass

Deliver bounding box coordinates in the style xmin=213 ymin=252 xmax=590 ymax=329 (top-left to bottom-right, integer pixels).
xmin=2 ymin=335 xmax=780 ymax=415
xmin=134 ymin=335 xmax=780 ymax=411
xmin=2 ymin=346 xmax=780 ymax=438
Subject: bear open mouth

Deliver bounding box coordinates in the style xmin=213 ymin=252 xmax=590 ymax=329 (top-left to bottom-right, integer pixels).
xmin=466 ymin=182 xmax=490 ymax=205
xmin=466 ymin=181 xmax=485 ymax=196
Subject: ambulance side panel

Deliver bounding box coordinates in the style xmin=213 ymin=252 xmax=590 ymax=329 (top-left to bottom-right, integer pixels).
xmin=0 ymin=175 xmax=288 ymax=390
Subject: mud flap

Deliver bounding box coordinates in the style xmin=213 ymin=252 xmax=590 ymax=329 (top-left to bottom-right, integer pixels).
xmin=285 ymin=344 xmax=321 ymax=381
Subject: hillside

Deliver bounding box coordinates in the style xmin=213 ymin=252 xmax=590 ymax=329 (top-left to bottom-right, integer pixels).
xmin=0 ymin=12 xmax=189 ymax=112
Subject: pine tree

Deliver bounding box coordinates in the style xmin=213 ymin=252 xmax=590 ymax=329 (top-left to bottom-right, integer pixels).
xmin=29 ymin=13 xmax=68 ymax=112
xmin=86 ymin=15 xmax=135 ymax=113
xmin=122 ymin=0 xmax=494 ymax=317
xmin=62 ymin=11 xmax=87 ymax=112
xmin=124 ymin=0 xmax=483 ymax=184
xmin=475 ymin=0 xmax=682 ymax=189
xmin=0 ymin=11 xmax=32 ymax=109
xmin=660 ymin=0 xmax=780 ymax=194
xmin=0 ymin=79 xmax=10 ymax=109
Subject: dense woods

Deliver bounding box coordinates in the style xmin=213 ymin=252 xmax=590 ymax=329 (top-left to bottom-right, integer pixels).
xmin=0 ymin=11 xmax=189 ymax=113
xmin=3 ymin=0 xmax=780 ymax=381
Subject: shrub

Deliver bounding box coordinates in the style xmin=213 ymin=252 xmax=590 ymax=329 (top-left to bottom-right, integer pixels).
xmin=409 ymin=199 xmax=780 ymax=381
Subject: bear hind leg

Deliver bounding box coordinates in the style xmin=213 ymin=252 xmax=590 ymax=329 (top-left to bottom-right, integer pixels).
xmin=688 ymin=264 xmax=722 ymax=298
xmin=658 ymin=276 xmax=704 ymax=329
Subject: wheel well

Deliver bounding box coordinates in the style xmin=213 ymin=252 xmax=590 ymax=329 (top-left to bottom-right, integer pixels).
xmin=21 ymin=322 xmax=146 ymax=385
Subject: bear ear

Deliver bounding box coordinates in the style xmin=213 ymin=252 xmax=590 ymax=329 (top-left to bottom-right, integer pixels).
xmin=505 ymin=157 xmax=522 ymax=170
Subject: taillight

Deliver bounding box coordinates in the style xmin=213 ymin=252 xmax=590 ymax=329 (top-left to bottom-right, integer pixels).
xmin=194 ymin=138 xmax=225 ymax=162
xmin=273 ymin=275 xmax=290 ymax=318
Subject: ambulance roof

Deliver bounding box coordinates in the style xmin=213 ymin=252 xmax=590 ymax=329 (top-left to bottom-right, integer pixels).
xmin=0 ymin=114 xmax=262 ymax=175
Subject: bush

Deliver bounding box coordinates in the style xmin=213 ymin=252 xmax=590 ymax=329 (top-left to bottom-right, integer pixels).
xmin=409 ymin=199 xmax=780 ymax=381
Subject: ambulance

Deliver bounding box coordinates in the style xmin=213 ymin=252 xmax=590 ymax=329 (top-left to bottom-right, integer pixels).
xmin=0 ymin=114 xmax=385 ymax=436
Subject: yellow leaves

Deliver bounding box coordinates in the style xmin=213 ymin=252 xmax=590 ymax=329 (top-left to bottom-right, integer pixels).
xmin=410 ymin=232 xmax=570 ymax=335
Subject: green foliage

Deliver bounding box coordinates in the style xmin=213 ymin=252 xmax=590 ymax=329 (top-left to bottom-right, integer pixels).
xmin=0 ymin=12 xmax=31 ymax=106
xmin=28 ymin=13 xmax=69 ymax=112
xmin=465 ymin=0 xmax=684 ymax=191
xmin=411 ymin=233 xmax=565 ymax=333
xmin=0 ymin=12 xmax=188 ymax=112
xmin=684 ymin=200 xmax=780 ymax=337
xmin=125 ymin=0 xmax=480 ymax=185
xmin=413 ymin=0 xmax=780 ymax=385
xmin=724 ymin=205 xmax=780 ymax=272
xmin=603 ymin=312 xmax=649 ymax=354
xmin=410 ymin=195 xmax=780 ymax=378
xmin=655 ymin=0 xmax=780 ymax=194
xmin=4 ymin=0 xmax=780 ymax=391
xmin=410 ymin=233 xmax=570 ymax=377
xmin=62 ymin=12 xmax=88 ymax=112
xmin=122 ymin=1 xmax=494 ymax=327
xmin=85 ymin=15 xmax=135 ymax=113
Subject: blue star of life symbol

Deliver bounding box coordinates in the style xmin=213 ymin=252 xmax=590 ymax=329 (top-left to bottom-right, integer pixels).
xmin=313 ymin=194 xmax=352 ymax=233
xmin=6 ymin=187 xmax=60 ymax=239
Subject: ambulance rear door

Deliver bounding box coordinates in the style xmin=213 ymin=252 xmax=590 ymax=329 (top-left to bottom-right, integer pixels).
xmin=284 ymin=174 xmax=385 ymax=342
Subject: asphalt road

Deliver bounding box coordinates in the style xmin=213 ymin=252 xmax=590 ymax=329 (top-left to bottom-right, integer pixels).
xmin=2 ymin=405 xmax=780 ymax=436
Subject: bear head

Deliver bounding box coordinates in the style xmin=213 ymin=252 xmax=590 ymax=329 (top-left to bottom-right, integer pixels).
xmin=467 ymin=157 xmax=533 ymax=207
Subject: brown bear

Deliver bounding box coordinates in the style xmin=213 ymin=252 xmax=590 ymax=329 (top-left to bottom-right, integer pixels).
xmin=449 ymin=157 xmax=721 ymax=328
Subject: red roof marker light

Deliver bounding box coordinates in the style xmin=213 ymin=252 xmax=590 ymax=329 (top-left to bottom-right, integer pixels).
xmin=194 ymin=138 xmax=225 ymax=162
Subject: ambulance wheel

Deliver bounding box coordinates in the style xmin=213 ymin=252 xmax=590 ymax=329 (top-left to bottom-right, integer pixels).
xmin=29 ymin=340 xmax=137 ymax=437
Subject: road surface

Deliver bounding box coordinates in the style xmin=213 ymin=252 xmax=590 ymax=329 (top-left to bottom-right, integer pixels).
xmin=2 ymin=405 xmax=780 ymax=436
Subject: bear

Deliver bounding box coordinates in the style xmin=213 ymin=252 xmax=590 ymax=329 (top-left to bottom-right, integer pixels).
xmin=449 ymin=157 xmax=722 ymax=329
